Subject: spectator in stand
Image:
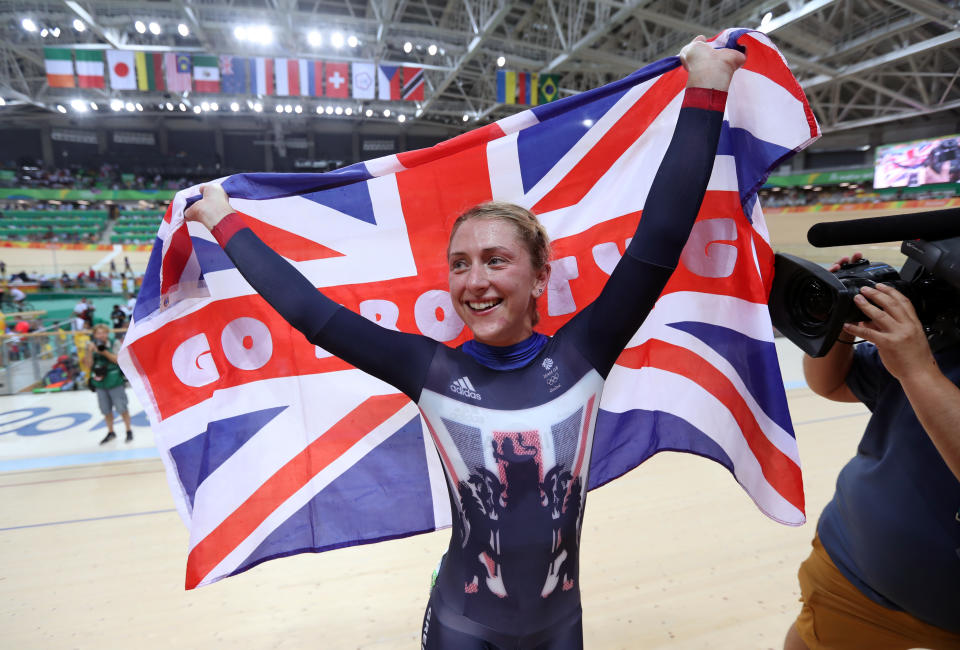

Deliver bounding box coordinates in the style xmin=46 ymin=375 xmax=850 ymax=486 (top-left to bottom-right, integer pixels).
xmin=13 ymin=316 xmax=31 ymax=334
xmin=9 ymin=286 xmax=25 ymax=308
xmin=110 ymin=304 xmax=127 ymax=330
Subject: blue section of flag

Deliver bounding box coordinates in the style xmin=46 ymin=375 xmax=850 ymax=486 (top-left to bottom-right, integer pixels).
xmin=176 ymin=54 xmax=191 ymax=74
xmin=170 ymin=406 xmax=288 ymax=508
xmin=133 ymin=238 xmax=163 ymax=321
xmin=307 ymin=62 xmax=318 ymax=97
xmin=589 ymin=408 xmax=734 ymax=490
xmin=230 ymin=416 xmax=434 ymax=576
xmin=192 ymin=236 xmax=234 ymax=274
xmin=716 ymin=123 xmax=794 ymax=201
xmin=221 ymin=166 xmax=375 ymax=201
xmin=496 ymin=70 xmax=506 ymax=103
xmin=517 ymin=89 xmax=626 ymax=194
xmin=220 ymin=56 xmax=248 ymax=94
xmin=668 ymin=321 xmax=794 ymax=435
xmin=302 ymin=181 xmax=377 ymax=225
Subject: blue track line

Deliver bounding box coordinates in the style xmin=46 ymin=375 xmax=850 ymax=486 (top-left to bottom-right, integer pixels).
xmin=0 ymin=446 xmax=160 ymax=473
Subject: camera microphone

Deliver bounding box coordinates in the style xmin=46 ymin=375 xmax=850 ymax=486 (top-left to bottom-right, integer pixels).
xmin=807 ymin=208 xmax=960 ymax=247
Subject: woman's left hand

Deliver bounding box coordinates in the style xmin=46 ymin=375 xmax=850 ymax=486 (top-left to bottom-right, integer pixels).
xmin=184 ymin=184 xmax=235 ymax=232
xmin=679 ymin=35 xmax=746 ymax=91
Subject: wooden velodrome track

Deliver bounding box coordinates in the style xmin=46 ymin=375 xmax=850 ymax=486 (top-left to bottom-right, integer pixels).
xmin=0 ymin=206 xmax=925 ymax=648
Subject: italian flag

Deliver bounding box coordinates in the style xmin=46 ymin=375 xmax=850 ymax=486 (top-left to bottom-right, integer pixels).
xmin=44 ymin=48 xmax=74 ymax=88
xmin=75 ymin=50 xmax=105 ymax=89
xmin=193 ymin=55 xmax=220 ymax=93
xmin=134 ymin=52 xmax=165 ymax=91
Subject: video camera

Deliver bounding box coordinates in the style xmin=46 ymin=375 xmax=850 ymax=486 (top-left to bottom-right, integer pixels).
xmin=768 ymin=208 xmax=960 ymax=357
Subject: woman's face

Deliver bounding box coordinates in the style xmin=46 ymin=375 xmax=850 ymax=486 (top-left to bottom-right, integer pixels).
xmin=448 ymin=218 xmax=550 ymax=346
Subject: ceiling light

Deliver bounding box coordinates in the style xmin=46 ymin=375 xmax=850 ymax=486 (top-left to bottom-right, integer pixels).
xmin=89 ymin=102 xmax=98 ymax=111
xmin=275 ymin=104 xmax=283 ymax=113
xmin=308 ymin=30 xmax=322 ymax=47
xmin=201 ymin=101 xmax=210 ymax=111
xmin=383 ymin=108 xmax=391 ymax=117
xmin=344 ymin=107 xmax=352 ymax=115
xmin=331 ymin=32 xmax=344 ymax=48
xmin=149 ymin=22 xmax=161 ymax=35
xmin=403 ymin=42 xmax=412 ymax=53
xmin=347 ymin=35 xmax=358 ymax=48
xmin=165 ymin=102 xmax=174 ymax=111
xmin=427 ymin=44 xmax=437 ymax=56
xmin=0 ymin=98 xmax=6 ymax=107
xmin=496 ymin=56 xmax=505 ymax=67
xmin=125 ymin=101 xmax=135 ymax=111
xmin=462 ymin=114 xmax=469 ymax=122
xmin=230 ymin=101 xmax=239 ymax=111
xmin=56 ymin=104 xmax=67 ymax=113
xmin=284 ymin=104 xmax=292 ymax=113
xmin=73 ymin=19 xmax=86 ymax=32
xmin=178 ymin=23 xmax=189 ymax=37
xmin=398 ymin=114 xmax=406 ymax=123
xmin=70 ymin=99 xmax=88 ymax=113
xmin=334 ymin=106 xmax=343 ymax=115
xmin=111 ymin=99 xmax=123 ymax=111
xmin=253 ymin=102 xmax=263 ymax=112
xmin=135 ymin=20 xmax=146 ymax=34
xmin=234 ymin=26 xmax=246 ymax=40
xmin=51 ymin=27 xmax=60 ymax=38
xmin=179 ymin=103 xmax=187 ymax=111
xmin=365 ymin=108 xmax=373 ymax=117
xmin=135 ymin=102 xmax=143 ymax=111
xmin=325 ymin=105 xmax=333 ymax=114
xmin=21 ymin=18 xmax=37 ymax=32
xmin=193 ymin=105 xmax=201 ymax=113
xmin=40 ymin=28 xmax=48 ymax=37
xmin=294 ymin=104 xmax=302 ymax=114
xmin=316 ymin=105 xmax=323 ymax=114
xmin=211 ymin=102 xmax=219 ymax=111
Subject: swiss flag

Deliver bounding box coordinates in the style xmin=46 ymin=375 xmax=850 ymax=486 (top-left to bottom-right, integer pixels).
xmin=324 ymin=62 xmax=349 ymax=98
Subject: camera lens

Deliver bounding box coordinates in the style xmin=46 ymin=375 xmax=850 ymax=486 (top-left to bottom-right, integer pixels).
xmin=791 ymin=277 xmax=834 ymax=336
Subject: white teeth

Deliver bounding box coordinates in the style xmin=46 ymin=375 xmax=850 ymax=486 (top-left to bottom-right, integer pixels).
xmin=468 ymin=300 xmax=500 ymax=311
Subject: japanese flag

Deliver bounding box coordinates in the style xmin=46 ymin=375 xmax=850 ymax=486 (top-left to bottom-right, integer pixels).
xmin=107 ymin=50 xmax=136 ymax=90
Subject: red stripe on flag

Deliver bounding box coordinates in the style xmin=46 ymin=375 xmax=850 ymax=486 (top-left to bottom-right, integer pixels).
xmin=313 ymin=61 xmax=323 ymax=97
xmin=739 ymin=34 xmax=818 ymax=139
xmin=153 ymin=53 xmax=165 ymax=91
xmin=533 ymin=69 xmax=686 ymax=214
xmin=517 ymin=73 xmax=527 ymax=105
xmin=616 ymin=340 xmax=804 ymax=513
xmin=265 ymin=59 xmax=275 ymax=95
xmin=184 ymin=392 xmax=412 ymax=589
xmin=243 ymin=213 xmax=344 ymax=262
xmin=396 ymin=123 xmax=506 ymax=170
xmin=570 ymin=395 xmax=595 ymax=478
xmin=160 ymin=223 xmax=193 ymax=295
xmin=288 ymin=59 xmax=300 ymax=95
xmin=421 ymin=414 xmax=459 ymax=487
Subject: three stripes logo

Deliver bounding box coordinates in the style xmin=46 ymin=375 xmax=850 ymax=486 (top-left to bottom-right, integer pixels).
xmin=450 ymin=375 xmax=482 ymax=401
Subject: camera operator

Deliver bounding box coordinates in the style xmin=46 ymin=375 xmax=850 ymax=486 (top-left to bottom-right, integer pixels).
xmin=784 ymin=252 xmax=960 ymax=650
xmin=83 ymin=323 xmax=133 ymax=446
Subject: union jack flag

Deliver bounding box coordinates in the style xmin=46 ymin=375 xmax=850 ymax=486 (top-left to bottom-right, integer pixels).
xmin=119 ymin=28 xmax=819 ymax=589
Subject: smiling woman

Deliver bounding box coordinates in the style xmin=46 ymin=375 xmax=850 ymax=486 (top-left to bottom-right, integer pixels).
xmin=185 ymin=36 xmax=745 ymax=650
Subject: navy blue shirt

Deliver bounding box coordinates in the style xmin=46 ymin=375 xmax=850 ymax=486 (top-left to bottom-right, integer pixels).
xmin=818 ymin=343 xmax=960 ymax=633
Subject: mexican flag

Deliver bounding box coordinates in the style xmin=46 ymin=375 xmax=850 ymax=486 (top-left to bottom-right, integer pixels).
xmin=44 ymin=48 xmax=74 ymax=88
xmin=193 ymin=55 xmax=220 ymax=93
xmin=75 ymin=50 xmax=105 ymax=89
xmin=107 ymin=50 xmax=137 ymax=90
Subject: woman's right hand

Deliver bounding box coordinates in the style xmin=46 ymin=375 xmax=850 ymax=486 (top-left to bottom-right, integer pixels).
xmin=184 ymin=184 xmax=235 ymax=231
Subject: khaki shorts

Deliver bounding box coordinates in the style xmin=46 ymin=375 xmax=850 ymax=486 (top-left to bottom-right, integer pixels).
xmin=795 ymin=534 xmax=960 ymax=650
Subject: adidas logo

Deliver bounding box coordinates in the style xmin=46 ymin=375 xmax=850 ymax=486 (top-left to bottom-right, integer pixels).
xmin=450 ymin=376 xmax=482 ymax=401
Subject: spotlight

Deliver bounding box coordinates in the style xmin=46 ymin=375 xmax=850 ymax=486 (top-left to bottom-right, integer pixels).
xmin=201 ymin=101 xmax=210 ymax=111
xmin=165 ymin=102 xmax=174 ymax=111
xmin=0 ymin=98 xmax=6 ymax=106
xmin=234 ymin=25 xmax=246 ymax=40
xmin=383 ymin=108 xmax=391 ymax=117
xmin=135 ymin=102 xmax=143 ymax=111
xmin=193 ymin=105 xmax=201 ymax=113
xmin=275 ymin=104 xmax=283 ymax=113
xmin=149 ymin=22 xmax=161 ymax=35
xmin=344 ymin=107 xmax=352 ymax=116
xmin=347 ymin=35 xmax=358 ymax=48
xmin=253 ymin=102 xmax=263 ymax=112
xmin=210 ymin=102 xmax=219 ymax=111
xmin=497 ymin=56 xmax=505 ymax=67
xmin=21 ymin=18 xmax=37 ymax=32
xmin=179 ymin=102 xmax=187 ymax=111
xmin=325 ymin=106 xmax=333 ymax=115
xmin=307 ymin=30 xmax=322 ymax=47
xmin=178 ymin=23 xmax=189 ymax=37
xmin=73 ymin=18 xmax=86 ymax=32
xmin=398 ymin=114 xmax=406 ymax=123
xmin=56 ymin=104 xmax=67 ymax=113
xmin=334 ymin=106 xmax=342 ymax=115
xmin=284 ymin=104 xmax=292 ymax=113
xmin=40 ymin=28 xmax=48 ymax=38
xmin=110 ymin=99 xmax=123 ymax=111
xmin=294 ymin=104 xmax=302 ymax=114
xmin=230 ymin=101 xmax=239 ymax=111
xmin=316 ymin=106 xmax=323 ymax=114
xmin=134 ymin=20 xmax=146 ymax=34
xmin=125 ymin=101 xmax=135 ymax=111
xmin=89 ymin=102 xmax=98 ymax=111
xmin=403 ymin=42 xmax=413 ymax=53
xmin=70 ymin=99 xmax=88 ymax=112
xmin=427 ymin=44 xmax=437 ymax=56
xmin=51 ymin=27 xmax=60 ymax=38
xmin=331 ymin=32 xmax=344 ymax=48
xmin=462 ymin=114 xmax=469 ymax=122
xmin=365 ymin=108 xmax=373 ymax=117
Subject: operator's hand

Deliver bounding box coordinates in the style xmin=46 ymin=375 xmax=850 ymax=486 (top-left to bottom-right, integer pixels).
xmin=679 ymin=35 xmax=746 ymax=91
xmin=184 ymin=184 xmax=235 ymax=232
xmin=844 ymin=284 xmax=937 ymax=382
xmin=828 ymin=251 xmax=862 ymax=273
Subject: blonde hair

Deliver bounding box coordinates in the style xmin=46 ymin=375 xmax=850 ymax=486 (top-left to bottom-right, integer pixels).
xmin=448 ymin=201 xmax=551 ymax=270
xmin=92 ymin=323 xmax=110 ymax=336
xmin=448 ymin=201 xmax=551 ymax=326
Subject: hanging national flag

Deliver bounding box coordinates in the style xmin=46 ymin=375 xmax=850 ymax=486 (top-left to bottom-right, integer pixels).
xmin=351 ymin=62 xmax=375 ymax=99
xmin=305 ymin=60 xmax=323 ymax=97
xmin=193 ymin=55 xmax=221 ymax=93
xmin=250 ymin=57 xmax=274 ymax=96
xmin=538 ymin=74 xmax=560 ymax=104
xmin=120 ymin=28 xmax=818 ymax=589
xmin=401 ymin=66 xmax=424 ymax=101
xmin=135 ymin=52 xmax=165 ymax=91
xmin=219 ymin=56 xmax=248 ymax=94
xmin=75 ymin=50 xmax=105 ymax=89
xmin=324 ymin=62 xmax=349 ymax=98
xmin=106 ymin=50 xmax=136 ymax=90
xmin=165 ymin=53 xmax=192 ymax=92
xmin=274 ymin=58 xmax=293 ymax=96
xmin=44 ymin=48 xmax=74 ymax=88
xmin=378 ymin=65 xmax=401 ymax=100
xmin=498 ymin=70 xmax=539 ymax=105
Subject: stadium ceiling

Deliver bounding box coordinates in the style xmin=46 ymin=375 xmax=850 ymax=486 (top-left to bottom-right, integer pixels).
xmin=0 ymin=0 xmax=958 ymax=133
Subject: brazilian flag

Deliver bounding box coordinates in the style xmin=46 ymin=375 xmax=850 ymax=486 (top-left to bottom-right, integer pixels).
xmin=538 ymin=75 xmax=560 ymax=104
